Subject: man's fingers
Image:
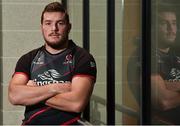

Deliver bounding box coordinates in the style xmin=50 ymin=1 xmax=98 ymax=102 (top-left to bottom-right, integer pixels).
xmin=27 ymin=80 xmax=36 ymax=86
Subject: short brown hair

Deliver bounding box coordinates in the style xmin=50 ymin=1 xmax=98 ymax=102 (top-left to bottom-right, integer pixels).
xmin=41 ymin=2 xmax=69 ymax=24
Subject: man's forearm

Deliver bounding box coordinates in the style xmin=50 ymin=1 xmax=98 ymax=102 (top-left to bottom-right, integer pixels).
xmin=45 ymin=92 xmax=87 ymax=113
xmin=9 ymin=84 xmax=57 ymax=105
xmin=9 ymin=82 xmax=71 ymax=106
xmin=152 ymin=75 xmax=180 ymax=110
xmin=165 ymin=81 xmax=180 ymax=91
xmin=45 ymin=77 xmax=94 ymax=113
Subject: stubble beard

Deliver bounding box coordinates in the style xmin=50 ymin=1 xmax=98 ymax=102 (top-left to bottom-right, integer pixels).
xmin=158 ymin=38 xmax=176 ymax=49
xmin=45 ymin=35 xmax=68 ymax=50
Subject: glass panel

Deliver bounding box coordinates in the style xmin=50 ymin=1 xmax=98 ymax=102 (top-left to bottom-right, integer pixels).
xmin=123 ymin=0 xmax=141 ymax=125
xmin=68 ymin=0 xmax=83 ymax=46
xmin=0 ymin=1 xmax=2 ymax=125
xmin=151 ymin=0 xmax=180 ymax=125
xmin=115 ymin=0 xmax=124 ymax=124
xmin=89 ymin=0 xmax=107 ymax=124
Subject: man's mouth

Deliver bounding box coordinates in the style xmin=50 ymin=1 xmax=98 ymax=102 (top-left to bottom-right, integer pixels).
xmin=51 ymin=35 xmax=59 ymax=37
xmin=167 ymin=32 xmax=175 ymax=36
xmin=49 ymin=33 xmax=60 ymax=37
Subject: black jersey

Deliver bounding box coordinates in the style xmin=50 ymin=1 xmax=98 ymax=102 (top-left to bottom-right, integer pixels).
xmin=152 ymin=49 xmax=180 ymax=124
xmin=14 ymin=40 xmax=97 ymax=125
xmin=152 ymin=49 xmax=180 ymax=81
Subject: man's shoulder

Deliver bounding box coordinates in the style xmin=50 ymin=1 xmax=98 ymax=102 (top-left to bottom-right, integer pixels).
xmin=22 ymin=46 xmax=43 ymax=57
xmin=75 ymin=46 xmax=95 ymax=60
xmin=69 ymin=40 xmax=94 ymax=58
xmin=19 ymin=46 xmax=44 ymax=61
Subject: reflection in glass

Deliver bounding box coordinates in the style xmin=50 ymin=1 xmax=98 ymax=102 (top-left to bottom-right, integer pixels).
xmin=151 ymin=0 xmax=180 ymax=124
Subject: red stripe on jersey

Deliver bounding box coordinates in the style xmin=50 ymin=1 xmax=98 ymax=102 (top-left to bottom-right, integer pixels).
xmin=13 ymin=72 xmax=29 ymax=79
xmin=61 ymin=116 xmax=80 ymax=125
xmin=22 ymin=107 xmax=51 ymax=125
xmin=73 ymin=74 xmax=96 ymax=81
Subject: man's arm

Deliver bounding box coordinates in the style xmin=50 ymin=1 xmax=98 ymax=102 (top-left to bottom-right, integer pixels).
xmin=45 ymin=76 xmax=95 ymax=113
xmin=8 ymin=73 xmax=71 ymax=106
xmin=165 ymin=81 xmax=180 ymax=91
xmin=151 ymin=74 xmax=180 ymax=111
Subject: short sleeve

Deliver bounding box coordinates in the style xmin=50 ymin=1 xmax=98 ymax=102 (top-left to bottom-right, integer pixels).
xmin=14 ymin=54 xmax=32 ymax=78
xmin=74 ymin=49 xmax=97 ymax=82
xmin=14 ymin=47 xmax=41 ymax=78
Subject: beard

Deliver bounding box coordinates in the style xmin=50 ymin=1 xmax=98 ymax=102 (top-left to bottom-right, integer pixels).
xmin=45 ymin=34 xmax=69 ymax=50
xmin=46 ymin=40 xmax=67 ymax=49
xmin=158 ymin=38 xmax=176 ymax=49
xmin=157 ymin=33 xmax=176 ymax=48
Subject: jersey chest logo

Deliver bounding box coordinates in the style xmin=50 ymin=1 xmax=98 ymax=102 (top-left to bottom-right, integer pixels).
xmin=33 ymin=69 xmax=71 ymax=86
xmin=63 ymin=54 xmax=73 ymax=65
xmin=169 ymin=68 xmax=180 ymax=81
xmin=37 ymin=69 xmax=61 ymax=81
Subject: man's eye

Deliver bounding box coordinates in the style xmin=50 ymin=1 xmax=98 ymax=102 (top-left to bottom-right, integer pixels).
xmin=160 ymin=21 xmax=167 ymax=25
xmin=58 ymin=22 xmax=65 ymax=25
xmin=172 ymin=22 xmax=177 ymax=25
xmin=45 ymin=22 xmax=51 ymax=25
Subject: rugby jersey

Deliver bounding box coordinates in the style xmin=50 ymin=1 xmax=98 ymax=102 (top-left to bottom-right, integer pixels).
xmin=14 ymin=40 xmax=97 ymax=125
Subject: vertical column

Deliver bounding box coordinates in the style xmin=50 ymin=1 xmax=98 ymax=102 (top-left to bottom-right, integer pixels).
xmin=61 ymin=0 xmax=67 ymax=9
xmin=107 ymin=0 xmax=115 ymax=124
xmin=82 ymin=0 xmax=90 ymax=121
xmin=0 ymin=0 xmax=2 ymax=124
xmin=83 ymin=0 xmax=90 ymax=51
xmin=141 ymin=0 xmax=151 ymax=124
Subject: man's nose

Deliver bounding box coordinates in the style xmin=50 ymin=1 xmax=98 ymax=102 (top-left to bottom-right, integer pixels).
xmin=52 ymin=24 xmax=58 ymax=31
xmin=167 ymin=24 xmax=174 ymax=31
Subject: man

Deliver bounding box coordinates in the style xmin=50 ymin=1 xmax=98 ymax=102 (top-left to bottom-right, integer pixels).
xmin=151 ymin=5 xmax=180 ymax=124
xmin=128 ymin=4 xmax=180 ymax=124
xmin=8 ymin=2 xmax=97 ymax=125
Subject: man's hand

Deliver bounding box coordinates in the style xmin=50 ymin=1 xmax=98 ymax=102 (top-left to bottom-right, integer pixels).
xmin=27 ymin=80 xmax=37 ymax=87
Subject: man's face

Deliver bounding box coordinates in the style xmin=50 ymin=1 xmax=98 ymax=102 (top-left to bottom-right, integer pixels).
xmin=41 ymin=12 xmax=71 ymax=49
xmin=158 ymin=12 xmax=177 ymax=46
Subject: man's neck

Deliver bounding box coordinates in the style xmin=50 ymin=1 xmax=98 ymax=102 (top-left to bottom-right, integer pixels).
xmin=158 ymin=41 xmax=171 ymax=53
xmin=45 ymin=41 xmax=69 ymax=54
xmin=159 ymin=47 xmax=170 ymax=53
